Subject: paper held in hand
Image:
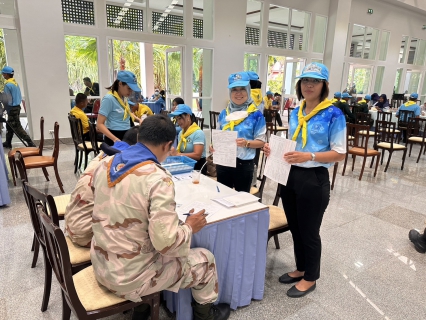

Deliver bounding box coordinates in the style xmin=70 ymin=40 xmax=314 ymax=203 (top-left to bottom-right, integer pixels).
xmin=211 ymin=130 xmax=238 ymax=168
xmin=264 ymin=135 xmax=296 ymax=186
xmin=212 ymin=192 xmax=259 ymax=208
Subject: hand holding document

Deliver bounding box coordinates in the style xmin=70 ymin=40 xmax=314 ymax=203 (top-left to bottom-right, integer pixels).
xmin=176 ymin=201 xmax=222 ymax=222
xmin=211 ymin=130 xmax=238 ymax=168
xmin=264 ymin=135 xmax=297 ymax=186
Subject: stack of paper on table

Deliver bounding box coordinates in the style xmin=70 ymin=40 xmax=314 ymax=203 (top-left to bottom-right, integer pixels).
xmin=212 ymin=192 xmax=259 ymax=208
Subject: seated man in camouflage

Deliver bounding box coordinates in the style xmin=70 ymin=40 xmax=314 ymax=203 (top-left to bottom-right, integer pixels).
xmin=90 ymin=115 xmax=230 ymax=320
xmin=64 ymin=127 xmax=139 ymax=247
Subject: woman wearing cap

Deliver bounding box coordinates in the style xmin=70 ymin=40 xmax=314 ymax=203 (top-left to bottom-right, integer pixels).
xmin=169 ymin=104 xmax=207 ymax=174
xmin=97 ymin=71 xmax=141 ymax=145
xmin=264 ymin=62 xmax=346 ymax=298
xmin=211 ymin=72 xmax=266 ymax=192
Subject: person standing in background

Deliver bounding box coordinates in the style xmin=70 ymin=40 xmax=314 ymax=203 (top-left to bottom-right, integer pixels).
xmin=83 ymin=77 xmax=100 ymax=113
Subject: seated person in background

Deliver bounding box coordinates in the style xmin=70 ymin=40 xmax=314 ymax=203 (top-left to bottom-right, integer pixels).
xmin=334 ymin=92 xmax=355 ymax=123
xmin=409 ymin=227 xmax=426 ymax=253
xmin=70 ymin=93 xmax=91 ymax=140
xmin=150 ymin=88 xmax=160 ymax=101
xmin=172 ymin=97 xmax=184 ymax=112
xmin=130 ymin=99 xmax=154 ymax=124
xmin=64 ymin=127 xmax=139 ymax=247
xmin=169 ymin=104 xmax=207 ymax=175
xmin=373 ymin=94 xmax=389 ymax=111
xmin=330 ymin=92 xmax=341 ymax=104
xmin=91 ymin=115 xmax=230 ymax=320
xmin=263 ymin=90 xmax=273 ymax=122
xmin=396 ymin=93 xmax=420 ymax=118
xmin=271 ymin=93 xmax=283 ymax=127
xmin=356 ymin=94 xmax=370 ymax=113
xmin=83 ymin=77 xmax=100 ymax=113
xmin=370 ymin=93 xmax=379 ymax=106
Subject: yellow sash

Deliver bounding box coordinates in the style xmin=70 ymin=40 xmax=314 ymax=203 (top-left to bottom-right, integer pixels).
xmin=178 ymin=122 xmax=201 ymax=152
xmin=251 ymin=89 xmax=263 ymax=106
xmin=358 ymin=99 xmax=366 ymax=104
xmin=292 ymin=99 xmax=332 ymax=148
xmin=222 ymin=104 xmax=257 ymax=131
xmin=108 ymin=91 xmax=134 ymax=121
xmin=5 ymin=78 xmax=18 ymax=86
xmin=404 ymin=101 xmax=416 ymax=107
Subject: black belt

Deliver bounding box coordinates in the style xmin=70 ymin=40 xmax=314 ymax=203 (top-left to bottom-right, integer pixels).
xmin=237 ymin=158 xmax=254 ymax=163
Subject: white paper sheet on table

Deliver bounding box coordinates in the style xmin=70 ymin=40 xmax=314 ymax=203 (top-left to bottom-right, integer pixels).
xmin=176 ymin=201 xmax=222 ymax=221
xmin=211 ymin=130 xmax=238 ymax=168
xmin=171 ymin=172 xmax=193 ymax=182
xmin=212 ymin=192 xmax=259 ymax=208
xmin=264 ymin=134 xmax=296 ymax=186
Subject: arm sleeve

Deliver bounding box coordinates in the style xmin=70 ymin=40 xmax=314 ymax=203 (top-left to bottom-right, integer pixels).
xmin=415 ymin=106 xmax=420 ymax=116
xmin=148 ymin=178 xmax=192 ymax=258
xmin=192 ymin=130 xmax=205 ymax=145
xmin=99 ymin=96 xmax=113 ymax=117
xmin=329 ymin=112 xmax=347 ymax=154
xmin=3 ymin=84 xmax=12 ymax=107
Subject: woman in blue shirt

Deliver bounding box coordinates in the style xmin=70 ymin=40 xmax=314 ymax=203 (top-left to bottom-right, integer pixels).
xmin=169 ymin=104 xmax=207 ymax=174
xmin=264 ymin=62 xmax=346 ymax=298
xmin=211 ymin=72 xmax=266 ymax=192
xmin=97 ymin=71 xmax=141 ymax=146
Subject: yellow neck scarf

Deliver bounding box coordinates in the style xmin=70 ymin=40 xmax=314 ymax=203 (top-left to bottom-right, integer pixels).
xmin=223 ymin=104 xmax=257 ymax=131
xmin=251 ymin=89 xmax=263 ymax=106
xmin=358 ymin=99 xmax=366 ymax=104
xmin=404 ymin=101 xmax=416 ymax=107
xmin=178 ymin=122 xmax=200 ymax=151
xmin=108 ymin=91 xmax=134 ymax=121
xmin=6 ymin=78 xmax=18 ymax=86
xmin=292 ymin=99 xmax=332 ymax=148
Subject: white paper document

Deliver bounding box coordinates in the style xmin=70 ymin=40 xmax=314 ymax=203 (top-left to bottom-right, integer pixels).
xmin=212 ymin=192 xmax=259 ymax=208
xmin=211 ymin=130 xmax=238 ymax=168
xmin=176 ymin=201 xmax=222 ymax=221
xmin=171 ymin=172 xmax=193 ymax=182
xmin=264 ymin=135 xmax=297 ymax=186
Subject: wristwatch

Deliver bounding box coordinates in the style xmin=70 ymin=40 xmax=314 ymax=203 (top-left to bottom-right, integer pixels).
xmin=245 ymin=140 xmax=251 ymax=148
xmin=311 ymin=152 xmax=316 ymax=161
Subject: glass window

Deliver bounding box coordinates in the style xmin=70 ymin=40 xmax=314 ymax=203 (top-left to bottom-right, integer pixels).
xmin=421 ymin=73 xmax=426 ymax=103
xmin=65 ymin=35 xmax=99 ymax=94
xmin=347 ymin=64 xmax=372 ymax=95
xmin=416 ymin=40 xmax=426 ymax=66
xmin=312 ymin=15 xmax=327 ymax=54
xmin=378 ymin=31 xmax=390 ymax=61
xmin=267 ymin=55 xmax=285 ymax=93
xmin=284 ymin=58 xmax=305 ymax=95
xmin=350 ymin=24 xmax=365 ymax=58
xmin=62 ymin=0 xmax=95 ymax=25
xmin=349 ymin=24 xmax=378 ymax=60
xmin=151 ymin=0 xmax=184 ymax=37
xmin=0 ymin=0 xmax=15 ymax=16
xmin=193 ymin=47 xmax=213 ymax=125
xmin=374 ymin=66 xmax=385 ymax=93
xmin=363 ymin=27 xmax=379 ymax=60
xmin=245 ymin=0 xmax=262 ymax=46
xmin=311 ymin=59 xmax=323 ymax=63
xmin=244 ymin=53 xmax=260 ymax=73
xmin=407 ymin=38 xmax=418 ymax=65
xmin=290 ymin=9 xmax=310 ymax=51
xmin=267 ymin=5 xmax=290 ymax=49
xmin=404 ymin=70 xmax=422 ymax=94
xmin=394 ymin=68 xmax=403 ymax=93
xmin=193 ymin=0 xmax=213 ymax=40
xmin=399 ymin=35 xmax=409 ymax=63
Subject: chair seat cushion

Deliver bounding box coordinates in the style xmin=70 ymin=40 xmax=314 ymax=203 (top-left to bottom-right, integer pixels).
xmin=8 ymin=147 xmax=39 ymax=157
xmin=379 ymin=128 xmax=401 ymax=133
xmin=23 ymin=156 xmax=54 ymax=168
xmin=376 ymin=142 xmax=406 ymax=150
xmin=250 ymin=186 xmax=259 ymax=195
xmin=53 ymin=194 xmax=71 ymax=216
xmin=408 ymin=137 xmax=426 ymax=143
xmin=66 ymin=236 xmax=91 ymax=265
xmin=349 ymin=147 xmax=380 ymax=156
xmin=275 ymin=126 xmax=288 ymax=131
xmin=359 ymin=130 xmax=376 ymax=135
xmin=73 ymin=265 xmax=126 ymax=311
xmin=268 ymin=205 xmax=288 ymax=230
xmin=348 ymin=135 xmax=354 ymax=140
xmin=78 ymin=141 xmax=94 ymax=150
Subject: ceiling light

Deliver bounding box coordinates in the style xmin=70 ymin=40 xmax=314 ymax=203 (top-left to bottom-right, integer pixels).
xmin=165 ymin=8 xmax=171 ymax=13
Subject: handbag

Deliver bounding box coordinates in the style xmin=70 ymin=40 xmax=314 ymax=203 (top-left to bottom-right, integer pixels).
xmin=206 ymin=154 xmax=217 ymax=177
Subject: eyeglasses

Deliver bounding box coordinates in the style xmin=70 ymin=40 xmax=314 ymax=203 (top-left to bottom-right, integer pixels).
xmin=301 ymin=78 xmax=324 ymax=85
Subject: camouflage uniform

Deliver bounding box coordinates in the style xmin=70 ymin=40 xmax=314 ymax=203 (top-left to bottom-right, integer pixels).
xmin=5 ymin=107 xmax=34 ymax=146
xmin=90 ymin=160 xmax=218 ymax=304
xmin=64 ymin=153 xmax=110 ymax=247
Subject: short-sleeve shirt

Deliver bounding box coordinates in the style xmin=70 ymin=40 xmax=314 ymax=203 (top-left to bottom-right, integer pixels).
xmin=290 ymin=105 xmax=347 ymax=168
xmin=84 ymin=83 xmax=100 ymax=97
xmin=396 ymin=103 xmax=420 ymax=117
xmin=70 ymin=107 xmax=90 ymax=134
xmin=178 ymin=129 xmax=206 ymax=158
xmin=4 ymin=82 xmax=22 ymax=109
xmin=218 ymin=108 xmax=266 ymax=160
xmin=99 ymin=94 xmax=131 ymax=131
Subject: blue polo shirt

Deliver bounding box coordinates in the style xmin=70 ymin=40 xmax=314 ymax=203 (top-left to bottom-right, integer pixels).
xmin=396 ymin=103 xmax=420 ymax=117
xmin=4 ymin=82 xmax=22 ymax=111
xmin=178 ymin=129 xmax=206 ymax=158
xmin=218 ymin=109 xmax=266 ymax=160
xmin=99 ymin=94 xmax=131 ymax=131
xmin=290 ymin=105 xmax=347 ymax=168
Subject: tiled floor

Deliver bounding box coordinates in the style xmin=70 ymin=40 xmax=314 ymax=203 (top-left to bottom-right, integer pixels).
xmin=2 ymin=132 xmax=426 ymax=319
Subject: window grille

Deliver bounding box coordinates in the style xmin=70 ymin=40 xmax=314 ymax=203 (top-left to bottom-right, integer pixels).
xmin=61 ymin=0 xmax=95 ymax=25
xmin=268 ymin=30 xmax=287 ymax=49
xmin=245 ymin=27 xmax=260 ymax=46
xmin=193 ymin=18 xmax=203 ymax=39
xmin=152 ymin=11 xmax=183 ymax=36
xmin=106 ymin=4 xmax=143 ymax=31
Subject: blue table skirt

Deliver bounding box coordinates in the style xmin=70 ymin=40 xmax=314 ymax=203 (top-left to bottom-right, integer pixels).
xmin=144 ymin=101 xmax=164 ymax=114
xmin=0 ymin=137 xmax=11 ymax=206
xmin=163 ymin=208 xmax=269 ymax=319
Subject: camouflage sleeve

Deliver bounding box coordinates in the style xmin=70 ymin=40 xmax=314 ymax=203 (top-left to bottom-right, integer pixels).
xmin=148 ymin=176 xmax=192 ymax=258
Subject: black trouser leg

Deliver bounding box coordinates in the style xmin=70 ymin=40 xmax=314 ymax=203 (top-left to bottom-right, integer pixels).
xmin=216 ymin=159 xmax=254 ymax=192
xmin=280 ymin=166 xmax=330 ymax=281
xmin=276 ymin=114 xmax=283 ymax=127
xmin=6 ymin=107 xmax=33 ymax=144
xmin=103 ymin=129 xmax=128 ymax=146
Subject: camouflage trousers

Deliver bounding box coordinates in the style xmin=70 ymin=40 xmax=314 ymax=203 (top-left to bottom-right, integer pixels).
xmin=5 ymin=107 xmax=33 ymax=144
xmin=127 ymin=248 xmax=218 ymax=305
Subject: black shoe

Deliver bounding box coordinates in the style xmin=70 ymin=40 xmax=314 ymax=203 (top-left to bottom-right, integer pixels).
xmin=210 ymin=304 xmax=231 ymax=320
xmin=193 ymin=303 xmax=231 ymax=320
xmin=2 ymin=142 xmax=12 ymax=149
xmin=279 ymin=273 xmax=303 ymax=284
xmin=287 ymin=283 xmax=316 ymax=298
xmin=409 ymin=229 xmax=426 ymax=253
xmin=27 ymin=141 xmax=36 ymax=148
xmin=132 ymin=305 xmax=150 ymax=320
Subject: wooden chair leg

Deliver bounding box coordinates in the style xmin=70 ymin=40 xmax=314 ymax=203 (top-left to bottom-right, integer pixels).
xmin=54 ymin=164 xmax=65 ymax=193
xmin=331 ymin=162 xmax=338 ymax=190
xmin=370 ymin=156 xmax=375 ymax=168
xmin=384 ymin=151 xmax=392 ymax=172
xmin=401 ymin=149 xmax=407 ymax=170
xmin=61 ymin=291 xmax=72 ymax=320
xmin=351 ymin=155 xmax=356 ymax=171
xmin=84 ymin=152 xmax=89 ymax=170
xmin=8 ymin=155 xmax=16 ymax=186
xmin=78 ymin=151 xmax=83 ymax=172
xmin=31 ymin=234 xmax=36 ymax=251
xmin=342 ymin=153 xmax=348 ymax=176
xmin=150 ymin=293 xmax=161 ymax=320
xmin=273 ymin=235 xmax=280 ymax=249
xmin=381 ymin=149 xmax=385 ymax=165
xmin=41 ymin=251 xmax=52 ymax=312
xmin=359 ymin=157 xmax=367 ymax=180
xmin=417 ymin=144 xmax=423 ymax=163
xmin=374 ymin=154 xmax=380 ymax=177
xmin=31 ymin=239 xmax=40 ymax=268
xmin=42 ymin=167 xmax=50 ymax=181
xmin=73 ymin=150 xmax=78 ymax=174
xmin=409 ymin=142 xmax=413 ymax=157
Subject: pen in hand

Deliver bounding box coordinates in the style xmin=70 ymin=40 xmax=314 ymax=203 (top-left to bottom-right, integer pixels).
xmin=183 ymin=212 xmax=209 ymax=216
xmin=216 ymin=185 xmax=220 ymax=192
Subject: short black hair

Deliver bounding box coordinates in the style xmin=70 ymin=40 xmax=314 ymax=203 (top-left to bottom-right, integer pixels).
xmin=249 ymin=80 xmax=262 ymax=89
xmin=173 ymin=97 xmax=185 ymax=105
xmin=122 ymin=126 xmax=139 ymax=145
xmin=138 ymin=115 xmax=176 ymax=146
xmin=83 ymin=77 xmax=91 ymax=82
xmin=75 ymin=93 xmax=87 ymax=105
xmin=274 ymin=92 xmax=281 ymax=97
xmin=295 ymin=80 xmax=329 ymax=102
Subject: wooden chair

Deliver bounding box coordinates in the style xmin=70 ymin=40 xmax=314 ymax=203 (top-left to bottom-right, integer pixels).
xmin=342 ymin=123 xmax=381 ymax=180
xmin=397 ymin=109 xmax=415 ymax=143
xmin=195 ymin=117 xmax=204 ymax=129
xmin=287 ymin=106 xmax=295 ymax=124
xmin=269 ymin=110 xmax=288 ymax=136
xmin=209 ymin=111 xmax=220 ymax=133
xmin=330 ymin=162 xmax=339 ymax=190
xmin=23 ymin=182 xmax=91 ymax=311
xmin=86 ymin=99 xmax=100 ymax=123
xmin=8 ymin=116 xmax=45 ymax=186
xmin=256 ymin=122 xmax=274 ymax=183
xmin=22 ymin=122 xmax=65 ymax=193
xmin=375 ymin=120 xmax=407 ymax=172
xmin=376 ymin=111 xmax=393 ymax=122
xmin=88 ymin=122 xmax=101 ymax=156
xmin=257 ymin=176 xmax=289 ymax=249
xmin=406 ymin=117 xmax=426 ymax=163
xmin=38 ymin=209 xmax=160 ymax=320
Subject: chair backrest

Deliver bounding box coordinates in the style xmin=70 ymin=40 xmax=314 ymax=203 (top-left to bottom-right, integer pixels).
xmin=398 ymin=110 xmax=415 ymax=127
xmin=52 ymin=122 xmax=61 ymax=160
xmin=88 ymin=122 xmax=100 ymax=155
xmin=375 ymin=120 xmax=397 ymax=146
xmin=288 ymin=106 xmax=295 ymax=123
xmin=68 ymin=115 xmax=87 ymax=150
xmin=376 ymin=112 xmax=392 ymax=122
xmin=352 ymin=105 xmax=365 ymax=116
xmin=406 ymin=117 xmax=426 ymax=139
xmin=355 ymin=112 xmax=371 ymax=125
xmin=265 ymin=122 xmax=274 ymax=143
xmin=38 ymin=116 xmax=45 ymax=155
xmin=257 ymin=175 xmax=281 ymax=205
xmin=92 ymin=99 xmax=101 ymax=114
xmin=14 ymin=151 xmax=28 ymax=183
xmin=209 ymin=111 xmax=220 ymax=131
xmin=196 ymin=117 xmax=204 ymax=129
xmin=346 ymin=123 xmax=371 ymax=153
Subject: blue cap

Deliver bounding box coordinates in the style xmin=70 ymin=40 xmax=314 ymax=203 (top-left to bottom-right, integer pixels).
xmin=296 ymin=62 xmax=329 ymax=81
xmin=1 ymin=66 xmax=14 ymax=74
xmin=246 ymin=71 xmax=259 ymax=80
xmin=266 ymin=91 xmax=273 ymax=96
xmin=342 ymin=92 xmax=352 ymax=98
xmin=410 ymin=93 xmax=418 ymax=99
xmin=128 ymin=100 xmax=136 ymax=106
xmin=169 ymin=104 xmax=193 ymax=117
xmin=117 ymin=71 xmax=141 ymax=92
xmin=334 ymin=92 xmax=342 ymax=98
xmin=365 ymin=95 xmax=371 ymax=100
xmin=228 ymin=72 xmax=250 ymax=89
